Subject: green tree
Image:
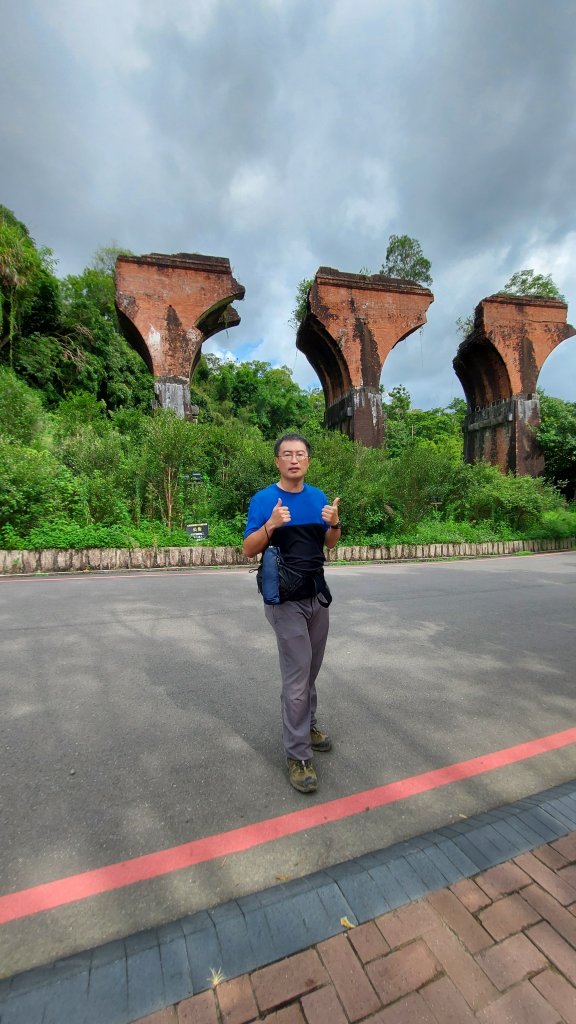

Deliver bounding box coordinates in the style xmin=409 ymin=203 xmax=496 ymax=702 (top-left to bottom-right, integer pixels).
xmin=0 ymin=207 xmax=55 ymax=359
xmin=59 ymin=263 xmax=153 ymax=409
xmin=500 ymin=269 xmax=565 ymax=301
xmin=190 ymin=356 xmax=320 ymax=440
xmin=289 ymin=278 xmax=313 ymax=329
xmin=203 ymin=422 xmax=272 ymax=518
xmin=308 ymin=431 xmax=392 ymax=538
xmin=408 ymin=405 xmax=464 ymax=459
xmin=382 ymin=385 xmax=414 ymax=457
xmin=141 ymin=411 xmax=199 ymax=529
xmin=385 ymin=445 xmax=466 ymax=527
xmin=383 ymin=387 xmax=465 ymax=460
xmin=53 ymin=391 xmax=109 ymax=437
xmin=91 ymin=244 xmax=133 ymax=276
xmin=384 ymin=384 xmax=411 ymax=416
xmin=536 ymin=390 xmax=576 ymax=499
xmin=381 ymin=235 xmax=432 ymax=287
xmin=1 ymin=212 xmax=152 ymax=411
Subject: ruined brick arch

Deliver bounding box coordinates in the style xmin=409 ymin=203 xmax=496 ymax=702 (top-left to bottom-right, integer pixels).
xmin=454 ymin=294 xmax=575 ymax=475
xmin=115 ymin=252 xmax=244 ymax=419
xmin=115 ymin=256 xmax=434 ymax=445
xmin=195 ymin=294 xmax=241 ymax=341
xmin=455 ymin=340 xmax=512 ymax=408
xmin=116 ymin=303 xmax=154 ymax=375
xmin=114 ymin=251 xmax=575 ymax=479
xmin=296 ymin=312 xmax=353 ymax=407
xmin=297 ymin=267 xmax=434 ymax=446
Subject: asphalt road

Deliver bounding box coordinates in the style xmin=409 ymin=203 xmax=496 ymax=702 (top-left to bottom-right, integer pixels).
xmin=1 ymin=551 xmax=575 ymax=975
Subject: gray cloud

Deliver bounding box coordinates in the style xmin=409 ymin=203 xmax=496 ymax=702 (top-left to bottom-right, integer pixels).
xmin=1 ymin=0 xmax=575 ymax=408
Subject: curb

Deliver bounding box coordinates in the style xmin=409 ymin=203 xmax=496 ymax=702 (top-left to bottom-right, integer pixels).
xmin=0 ymin=537 xmax=575 ymax=575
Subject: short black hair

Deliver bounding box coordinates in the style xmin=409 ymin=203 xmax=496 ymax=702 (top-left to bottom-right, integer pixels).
xmin=274 ymin=433 xmax=311 ymax=457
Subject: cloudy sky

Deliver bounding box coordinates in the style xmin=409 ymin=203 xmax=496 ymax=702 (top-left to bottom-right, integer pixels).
xmin=2 ymin=0 xmax=575 ymax=409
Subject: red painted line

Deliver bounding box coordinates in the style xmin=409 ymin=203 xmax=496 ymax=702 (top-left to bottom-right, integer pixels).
xmin=2 ymin=726 xmax=576 ymax=925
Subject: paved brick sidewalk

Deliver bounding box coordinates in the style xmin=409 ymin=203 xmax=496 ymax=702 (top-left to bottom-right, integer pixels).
xmin=4 ymin=783 xmax=576 ymax=1023
xmin=134 ymin=833 xmax=576 ymax=1024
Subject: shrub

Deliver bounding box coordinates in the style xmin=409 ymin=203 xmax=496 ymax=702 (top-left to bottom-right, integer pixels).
xmin=1 ymin=519 xmax=193 ymax=551
xmin=0 ymin=366 xmax=46 ymax=444
xmin=456 ymin=463 xmax=563 ymax=531
xmin=383 ymin=444 xmax=467 ymax=528
xmin=0 ymin=437 xmax=83 ymax=535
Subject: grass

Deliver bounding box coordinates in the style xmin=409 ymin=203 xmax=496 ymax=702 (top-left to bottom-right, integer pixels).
xmin=208 ymin=967 xmax=225 ymax=987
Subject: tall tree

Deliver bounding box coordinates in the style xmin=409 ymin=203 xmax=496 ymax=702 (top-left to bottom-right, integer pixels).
xmin=57 ymin=261 xmax=153 ymax=409
xmin=500 ymin=269 xmax=565 ymax=301
xmin=381 ymin=235 xmax=432 ymax=286
xmin=0 ymin=206 xmax=55 ymax=359
xmin=90 ymin=244 xmax=133 ymax=277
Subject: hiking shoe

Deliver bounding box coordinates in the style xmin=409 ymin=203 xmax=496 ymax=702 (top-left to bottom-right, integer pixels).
xmin=310 ymin=725 xmax=332 ymax=752
xmin=287 ymin=758 xmax=318 ymax=793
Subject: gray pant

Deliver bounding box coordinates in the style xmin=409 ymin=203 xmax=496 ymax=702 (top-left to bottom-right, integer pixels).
xmin=265 ymin=597 xmax=329 ymax=761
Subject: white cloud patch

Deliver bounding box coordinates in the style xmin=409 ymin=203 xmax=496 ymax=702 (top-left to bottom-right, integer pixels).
xmin=201 ymin=343 xmax=238 ymax=364
xmin=518 ymin=232 xmax=576 ymax=299
xmin=2 ymin=0 xmax=575 ymax=407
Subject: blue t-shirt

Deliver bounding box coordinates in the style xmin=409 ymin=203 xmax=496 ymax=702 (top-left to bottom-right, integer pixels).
xmin=245 ymin=482 xmax=329 ymax=583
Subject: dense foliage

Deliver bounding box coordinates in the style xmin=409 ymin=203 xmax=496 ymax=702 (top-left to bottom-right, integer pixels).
xmin=500 ymin=269 xmax=565 ymax=302
xmin=1 ymin=361 xmax=574 ymax=551
xmin=1 ymin=207 xmax=574 ymax=552
xmin=0 ymin=206 xmax=153 ymax=409
xmin=536 ymin=390 xmax=576 ymax=500
xmin=190 ymin=355 xmax=324 ymax=441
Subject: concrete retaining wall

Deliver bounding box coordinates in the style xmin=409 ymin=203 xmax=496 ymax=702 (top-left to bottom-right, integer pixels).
xmin=1 ymin=537 xmax=574 ymax=575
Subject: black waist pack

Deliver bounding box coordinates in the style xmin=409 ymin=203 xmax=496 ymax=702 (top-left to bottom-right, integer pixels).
xmin=255 ymin=546 xmax=332 ymax=607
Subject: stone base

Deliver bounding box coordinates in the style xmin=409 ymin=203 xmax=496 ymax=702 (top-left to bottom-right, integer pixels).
xmin=1 ymin=538 xmax=574 ymax=575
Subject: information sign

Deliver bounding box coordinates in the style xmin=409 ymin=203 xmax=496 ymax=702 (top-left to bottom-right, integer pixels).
xmin=186 ymin=523 xmax=209 ymax=540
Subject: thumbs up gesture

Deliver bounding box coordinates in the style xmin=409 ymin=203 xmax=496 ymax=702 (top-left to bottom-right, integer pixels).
xmin=322 ymin=496 xmax=341 ymax=527
xmin=269 ymin=496 xmax=291 ymax=529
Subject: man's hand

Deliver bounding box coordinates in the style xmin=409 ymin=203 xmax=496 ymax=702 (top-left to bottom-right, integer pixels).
xmin=243 ymin=498 xmax=291 ymax=558
xmin=268 ymin=496 xmax=291 ymax=529
xmin=322 ymin=496 xmax=340 ymax=527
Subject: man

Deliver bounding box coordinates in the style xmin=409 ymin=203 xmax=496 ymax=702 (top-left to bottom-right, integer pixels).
xmin=243 ymin=433 xmax=341 ymax=794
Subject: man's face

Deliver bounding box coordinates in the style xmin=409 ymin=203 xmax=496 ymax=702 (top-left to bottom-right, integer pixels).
xmin=275 ymin=443 xmax=310 ymax=483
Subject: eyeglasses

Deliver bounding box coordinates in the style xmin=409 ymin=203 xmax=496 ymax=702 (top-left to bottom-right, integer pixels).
xmin=277 ymin=451 xmax=309 ymax=461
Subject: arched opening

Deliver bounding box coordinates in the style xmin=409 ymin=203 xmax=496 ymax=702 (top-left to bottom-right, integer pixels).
xmin=296 ymin=315 xmax=352 ymax=407
xmin=537 ymin=338 xmax=576 ymax=403
xmin=115 ymin=308 xmax=154 ymax=374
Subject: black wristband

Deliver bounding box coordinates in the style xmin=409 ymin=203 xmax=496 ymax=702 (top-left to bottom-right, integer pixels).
xmin=330 ymin=521 xmax=342 ymax=529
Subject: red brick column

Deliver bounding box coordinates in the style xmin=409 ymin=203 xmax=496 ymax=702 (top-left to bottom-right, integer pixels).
xmin=115 ymin=253 xmax=244 ymax=419
xmin=454 ymin=295 xmax=575 ymax=475
xmin=296 ymin=268 xmax=433 ymax=447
